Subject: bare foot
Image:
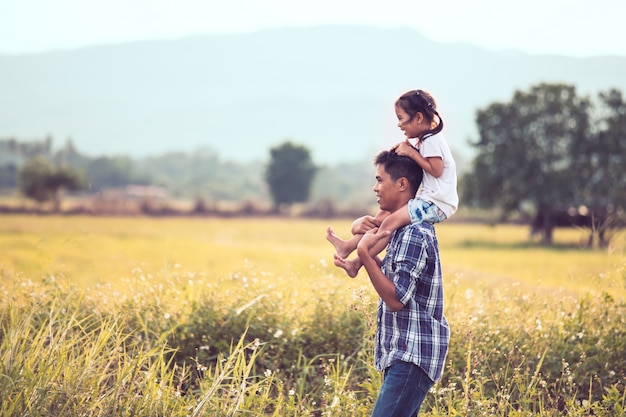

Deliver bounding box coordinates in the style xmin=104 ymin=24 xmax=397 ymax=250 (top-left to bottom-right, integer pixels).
xmin=326 ymin=226 xmax=352 ymax=259
xmin=333 ymin=254 xmax=361 ymax=278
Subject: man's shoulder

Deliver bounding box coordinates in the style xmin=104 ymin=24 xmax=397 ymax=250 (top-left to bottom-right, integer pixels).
xmin=405 ymin=221 xmax=435 ymax=232
xmin=396 ymin=221 xmax=435 ymax=240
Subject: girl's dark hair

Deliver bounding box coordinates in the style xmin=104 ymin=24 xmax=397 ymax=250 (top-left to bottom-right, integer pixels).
xmin=395 ymin=89 xmax=443 ymax=140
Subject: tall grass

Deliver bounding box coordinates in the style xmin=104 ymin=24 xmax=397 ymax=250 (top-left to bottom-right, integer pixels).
xmin=1 ymin=215 xmax=625 ymax=415
xmin=3 ymin=268 xmax=625 ymax=415
xmin=0 ymin=273 xmax=377 ymax=416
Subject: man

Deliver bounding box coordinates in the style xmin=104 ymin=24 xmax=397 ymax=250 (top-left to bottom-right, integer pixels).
xmin=353 ymin=150 xmax=450 ymax=416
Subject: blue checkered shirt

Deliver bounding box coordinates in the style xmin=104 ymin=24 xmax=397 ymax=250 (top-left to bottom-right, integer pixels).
xmin=374 ymin=221 xmax=450 ymax=382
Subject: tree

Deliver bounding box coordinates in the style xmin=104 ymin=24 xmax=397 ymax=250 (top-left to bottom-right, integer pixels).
xmin=570 ymin=88 xmax=626 ymax=246
xmin=18 ymin=157 xmax=83 ymax=211
xmin=463 ymin=83 xmax=625 ymax=246
xmin=0 ymin=164 xmax=17 ymax=188
xmin=84 ymin=155 xmax=148 ymax=191
xmin=265 ymin=141 xmax=317 ymax=213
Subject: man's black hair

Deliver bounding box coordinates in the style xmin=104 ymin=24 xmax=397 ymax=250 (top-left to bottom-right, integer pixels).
xmin=374 ymin=150 xmax=423 ymax=195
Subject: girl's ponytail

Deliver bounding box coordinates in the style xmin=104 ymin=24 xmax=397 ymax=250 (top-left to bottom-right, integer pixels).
xmin=421 ymin=105 xmax=443 ymax=140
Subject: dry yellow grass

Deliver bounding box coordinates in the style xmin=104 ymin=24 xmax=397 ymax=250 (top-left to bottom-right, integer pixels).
xmin=1 ymin=215 xmax=624 ymax=299
xmin=2 ymin=214 xmax=625 ymax=416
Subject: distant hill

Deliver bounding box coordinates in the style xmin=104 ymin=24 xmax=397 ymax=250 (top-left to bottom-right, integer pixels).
xmin=1 ymin=25 xmax=625 ymax=166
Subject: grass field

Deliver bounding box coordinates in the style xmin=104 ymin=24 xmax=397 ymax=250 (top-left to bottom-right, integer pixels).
xmin=2 ymin=215 xmax=624 ymax=294
xmin=1 ymin=215 xmax=625 ymax=416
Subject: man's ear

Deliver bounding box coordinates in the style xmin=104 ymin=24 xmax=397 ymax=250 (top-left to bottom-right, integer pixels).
xmin=396 ymin=177 xmax=410 ymax=192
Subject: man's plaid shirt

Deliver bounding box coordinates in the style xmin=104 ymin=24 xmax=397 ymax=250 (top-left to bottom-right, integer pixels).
xmin=375 ymin=221 xmax=450 ymax=382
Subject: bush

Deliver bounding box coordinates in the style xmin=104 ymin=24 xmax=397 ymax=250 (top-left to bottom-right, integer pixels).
xmin=2 ymin=268 xmax=625 ymax=416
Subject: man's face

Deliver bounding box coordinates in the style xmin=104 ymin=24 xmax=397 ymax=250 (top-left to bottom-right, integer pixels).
xmin=373 ymin=164 xmax=402 ymax=213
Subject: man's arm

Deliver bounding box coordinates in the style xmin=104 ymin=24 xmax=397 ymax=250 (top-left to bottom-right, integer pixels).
xmin=357 ymin=230 xmax=404 ymax=312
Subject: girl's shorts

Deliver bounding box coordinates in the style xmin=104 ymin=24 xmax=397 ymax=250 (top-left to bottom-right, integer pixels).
xmin=408 ymin=198 xmax=447 ymax=224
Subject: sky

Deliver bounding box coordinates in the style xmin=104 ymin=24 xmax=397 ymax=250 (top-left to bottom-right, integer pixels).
xmin=1 ymin=0 xmax=625 ymax=57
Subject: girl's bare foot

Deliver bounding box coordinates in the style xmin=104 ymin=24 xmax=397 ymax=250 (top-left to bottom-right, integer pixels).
xmin=326 ymin=226 xmax=352 ymax=258
xmin=333 ymin=254 xmax=361 ymax=278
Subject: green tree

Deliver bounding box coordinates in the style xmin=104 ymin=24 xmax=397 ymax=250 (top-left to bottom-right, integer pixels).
xmin=265 ymin=141 xmax=317 ymax=213
xmin=0 ymin=164 xmax=17 ymax=188
xmin=463 ymin=83 xmax=625 ymax=246
xmin=18 ymin=157 xmax=82 ymax=211
xmin=570 ymin=88 xmax=626 ymax=246
xmin=595 ymin=89 xmax=626 ymax=207
xmin=84 ymin=155 xmax=149 ymax=191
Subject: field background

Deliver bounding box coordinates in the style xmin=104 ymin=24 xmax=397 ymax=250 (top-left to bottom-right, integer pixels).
xmin=1 ymin=215 xmax=625 ymax=416
xmin=2 ymin=215 xmax=624 ymax=295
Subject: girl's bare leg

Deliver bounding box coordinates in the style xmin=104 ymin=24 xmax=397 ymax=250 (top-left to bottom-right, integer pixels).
xmin=333 ymin=253 xmax=363 ymax=278
xmin=326 ymin=226 xmax=362 ymax=259
xmin=328 ymin=210 xmax=393 ymax=277
xmin=360 ymin=204 xmax=412 ymax=263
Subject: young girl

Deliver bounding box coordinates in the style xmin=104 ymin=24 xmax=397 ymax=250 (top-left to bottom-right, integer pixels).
xmin=327 ymin=89 xmax=458 ymax=277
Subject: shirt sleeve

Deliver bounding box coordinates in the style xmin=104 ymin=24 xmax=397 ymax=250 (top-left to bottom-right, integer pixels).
xmin=420 ymin=135 xmax=444 ymax=159
xmin=391 ymin=227 xmax=427 ymax=306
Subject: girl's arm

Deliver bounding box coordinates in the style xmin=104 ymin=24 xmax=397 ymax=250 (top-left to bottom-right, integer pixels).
xmin=393 ymin=140 xmax=444 ymax=178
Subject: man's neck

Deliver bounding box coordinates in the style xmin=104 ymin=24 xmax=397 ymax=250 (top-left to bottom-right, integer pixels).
xmin=390 ymin=199 xmax=412 ymax=213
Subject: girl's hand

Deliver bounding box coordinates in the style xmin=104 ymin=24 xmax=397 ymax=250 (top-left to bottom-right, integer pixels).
xmin=392 ymin=139 xmax=417 ymax=157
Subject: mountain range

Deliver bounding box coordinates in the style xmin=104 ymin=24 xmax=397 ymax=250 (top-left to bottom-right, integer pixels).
xmin=1 ymin=25 xmax=625 ymax=167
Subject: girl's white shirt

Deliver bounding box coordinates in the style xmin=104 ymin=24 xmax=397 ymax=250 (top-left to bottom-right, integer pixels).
xmin=416 ymin=132 xmax=458 ymax=218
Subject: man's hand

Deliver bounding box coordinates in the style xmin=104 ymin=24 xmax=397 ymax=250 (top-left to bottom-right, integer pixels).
xmin=351 ymin=215 xmax=380 ymax=235
xmin=357 ymin=228 xmax=390 ymax=261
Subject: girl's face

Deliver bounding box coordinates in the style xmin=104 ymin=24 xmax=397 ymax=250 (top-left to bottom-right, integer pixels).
xmin=395 ymin=105 xmax=425 ymax=139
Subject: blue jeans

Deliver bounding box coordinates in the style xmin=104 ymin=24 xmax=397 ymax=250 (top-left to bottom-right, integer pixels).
xmin=371 ymin=362 xmax=434 ymax=417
